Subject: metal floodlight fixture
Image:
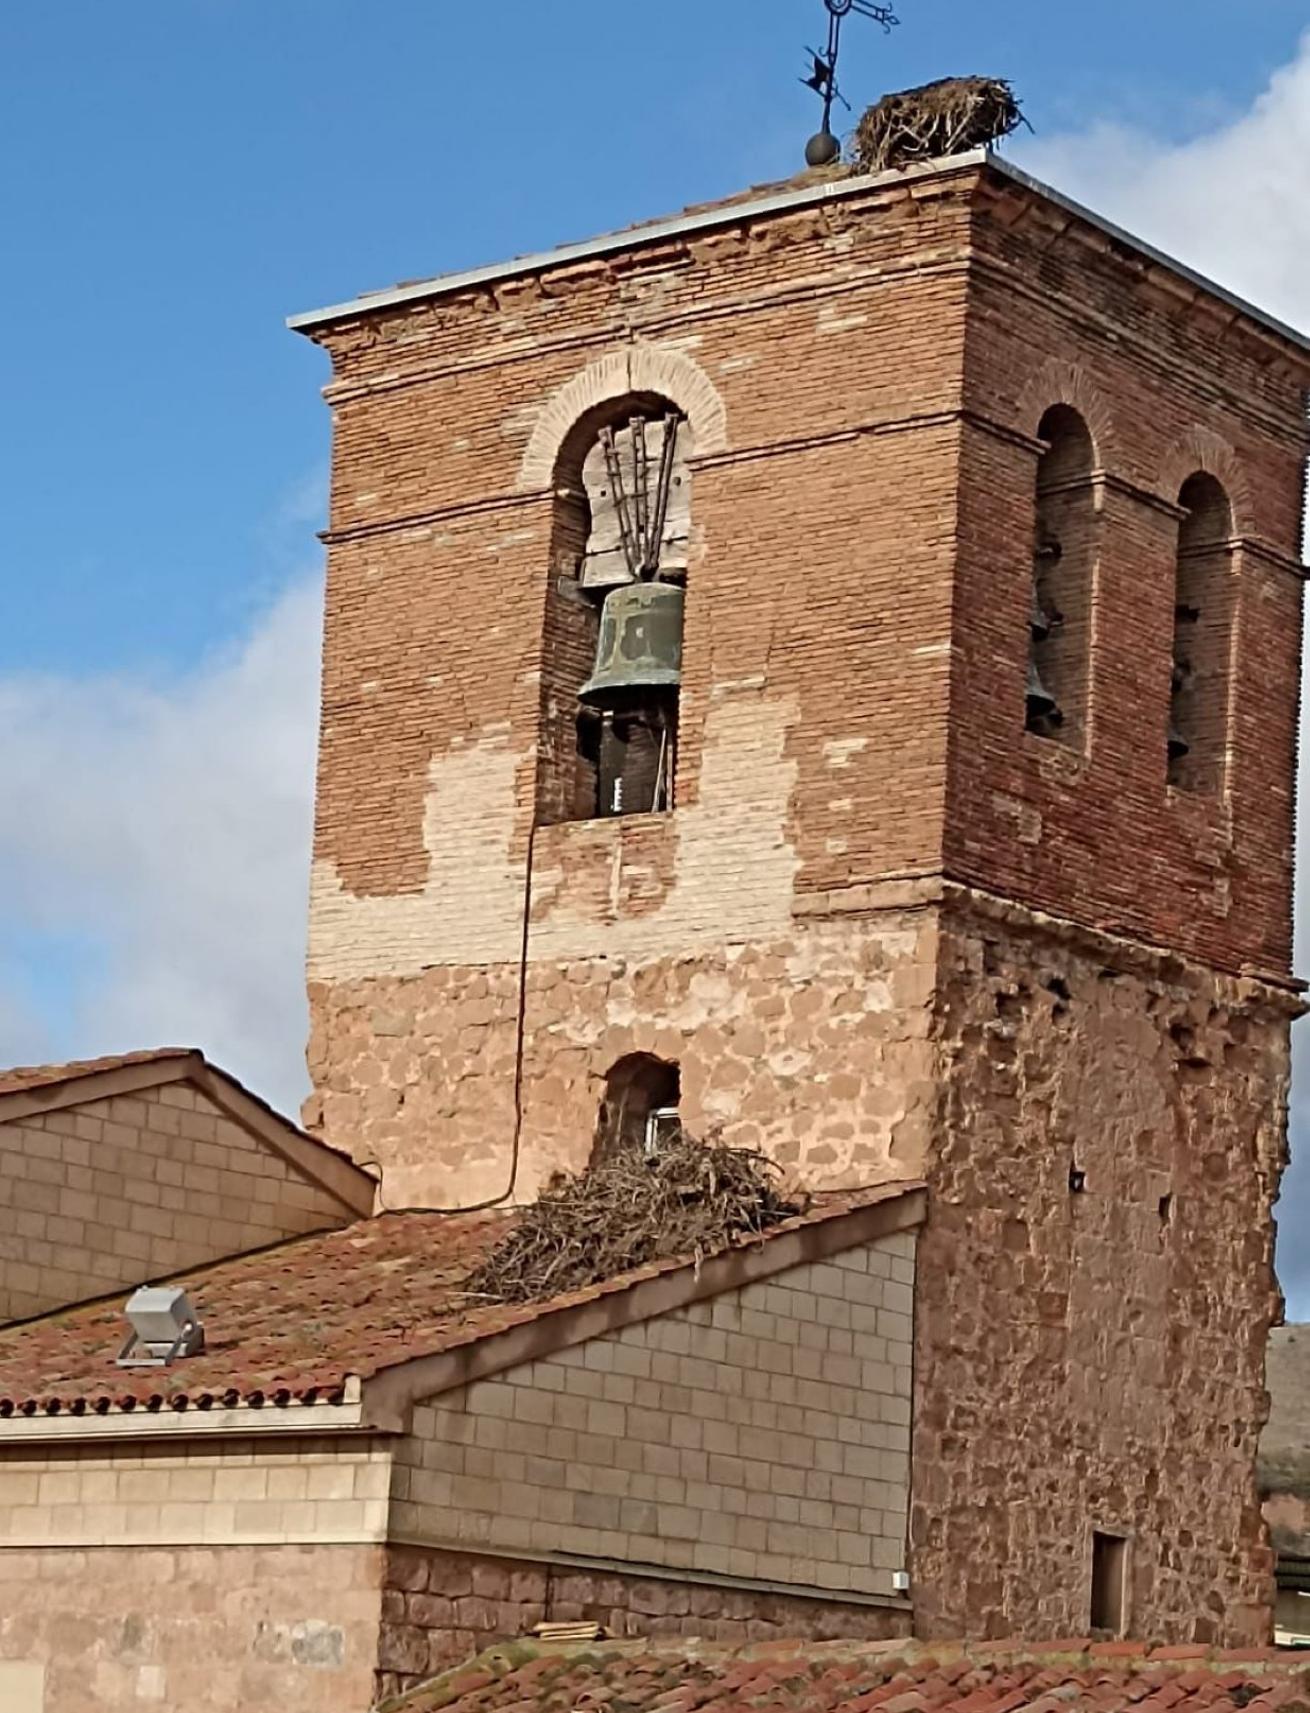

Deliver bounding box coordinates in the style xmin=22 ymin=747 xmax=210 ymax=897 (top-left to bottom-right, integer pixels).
xmin=116 ymin=1286 xmax=205 ymax=1369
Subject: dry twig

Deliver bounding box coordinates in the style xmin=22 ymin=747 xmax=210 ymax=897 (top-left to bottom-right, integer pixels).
xmin=852 ymin=77 xmax=1026 ymax=173
xmin=467 ymin=1133 xmax=806 ymax=1306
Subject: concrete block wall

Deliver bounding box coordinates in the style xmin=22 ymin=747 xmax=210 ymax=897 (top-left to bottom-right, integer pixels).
xmin=0 ymin=1434 xmax=392 ymax=1548
xmin=0 ymin=1083 xmax=356 ymax=1322
xmin=392 ymin=1235 xmax=916 ymax=1599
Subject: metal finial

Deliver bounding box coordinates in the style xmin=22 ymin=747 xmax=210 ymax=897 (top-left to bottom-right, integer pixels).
xmin=801 ymin=0 xmax=901 ymax=167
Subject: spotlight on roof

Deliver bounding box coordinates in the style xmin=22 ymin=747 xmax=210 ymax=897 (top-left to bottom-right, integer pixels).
xmin=116 ymin=1286 xmax=205 ymax=1369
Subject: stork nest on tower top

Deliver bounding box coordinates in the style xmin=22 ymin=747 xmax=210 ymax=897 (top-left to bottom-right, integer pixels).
xmin=852 ymin=77 xmax=1026 ymax=173
xmin=466 ymin=1133 xmax=806 ymax=1306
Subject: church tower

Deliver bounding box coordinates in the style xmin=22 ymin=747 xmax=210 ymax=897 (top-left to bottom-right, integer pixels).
xmin=292 ymin=148 xmax=1309 ymax=1641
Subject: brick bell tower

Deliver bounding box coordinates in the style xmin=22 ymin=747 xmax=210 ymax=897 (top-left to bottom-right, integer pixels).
xmin=292 ymin=150 xmax=1310 ymax=1642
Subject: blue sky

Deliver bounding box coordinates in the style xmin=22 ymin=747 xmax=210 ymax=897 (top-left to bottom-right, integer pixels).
xmin=2 ymin=0 xmax=1306 ymax=676
xmin=1 ymin=1 xmax=1308 ymax=1307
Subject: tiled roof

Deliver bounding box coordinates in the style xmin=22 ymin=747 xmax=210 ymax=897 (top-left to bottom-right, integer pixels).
xmin=0 ymin=1047 xmax=196 ymax=1097
xmin=0 ymin=1186 xmax=912 ymax=1418
xmin=1264 ymin=1325 xmax=1310 ymax=1496
xmin=382 ymin=1638 xmax=1310 ymax=1713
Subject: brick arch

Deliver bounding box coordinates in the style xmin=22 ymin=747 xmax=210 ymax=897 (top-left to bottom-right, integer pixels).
xmin=1012 ymin=360 xmax=1117 ymax=467
xmin=1159 ymin=429 xmax=1252 ymax=534
xmin=516 ymin=345 xmax=728 ymax=492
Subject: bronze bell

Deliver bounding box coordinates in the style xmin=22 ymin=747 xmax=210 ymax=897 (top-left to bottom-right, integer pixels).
xmin=1026 ymin=659 xmax=1062 ymax=726
xmin=579 ymin=581 xmax=684 ymax=709
xmin=1168 ymin=661 xmax=1191 ymax=762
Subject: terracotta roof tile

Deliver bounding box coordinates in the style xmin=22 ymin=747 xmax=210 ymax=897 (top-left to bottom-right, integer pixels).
xmin=0 ymin=1185 xmax=913 ymax=1418
xmin=381 ymin=1641 xmax=1310 ymax=1713
xmin=0 ymin=1047 xmax=197 ymax=1097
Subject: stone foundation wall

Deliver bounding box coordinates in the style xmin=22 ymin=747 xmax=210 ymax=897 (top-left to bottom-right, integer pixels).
xmin=307 ymin=906 xmax=938 ymax=1206
xmin=0 ymin=1542 xmax=383 ymax=1713
xmin=377 ymin=1545 xmax=911 ymax=1703
xmin=911 ymin=895 xmax=1292 ymax=1645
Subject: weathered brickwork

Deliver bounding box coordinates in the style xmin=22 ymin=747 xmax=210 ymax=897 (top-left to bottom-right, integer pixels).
xmin=912 ymin=895 xmax=1293 ymax=1644
xmin=0 ymin=1542 xmax=382 ymax=1712
xmin=293 ymin=152 xmax=1310 ymax=1648
xmin=376 ymin=1546 xmax=910 ymax=1703
xmin=300 ymin=156 xmax=1306 ymax=1211
xmin=0 ymin=1083 xmax=357 ymax=1322
xmin=391 ymin=1240 xmax=915 ymax=1597
xmin=950 ymin=181 xmax=1306 ymax=979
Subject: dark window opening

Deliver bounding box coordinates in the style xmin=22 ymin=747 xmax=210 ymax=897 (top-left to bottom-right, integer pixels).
xmin=1090 ymin=1531 xmax=1129 ymax=1637
xmin=1168 ymin=473 xmax=1234 ymax=793
xmin=594 ymin=1055 xmax=682 ymax=1163
xmin=537 ymin=404 xmax=689 ymax=826
xmin=1027 ymin=406 xmax=1097 ymax=746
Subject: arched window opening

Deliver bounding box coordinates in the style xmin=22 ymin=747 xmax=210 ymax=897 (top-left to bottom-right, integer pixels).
xmin=536 ymin=403 xmax=690 ymax=826
xmin=594 ymin=1054 xmax=682 ymax=1164
xmin=1168 ymin=473 xmax=1234 ymax=793
xmin=1027 ymin=405 xmax=1097 ymax=747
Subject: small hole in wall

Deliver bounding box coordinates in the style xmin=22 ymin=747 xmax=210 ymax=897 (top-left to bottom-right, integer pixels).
xmin=1158 ymin=1194 xmax=1173 ymax=1223
xmin=1069 ymin=1166 xmax=1087 ymax=1194
xmin=1045 ymin=976 xmax=1071 ymax=1002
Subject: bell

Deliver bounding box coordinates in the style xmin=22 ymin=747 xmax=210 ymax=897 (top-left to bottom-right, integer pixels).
xmin=1026 ymin=658 xmax=1062 ymax=726
xmin=579 ymin=581 xmax=684 ymax=709
xmin=1168 ymin=661 xmax=1191 ymax=762
xmin=1030 ymin=586 xmax=1051 ymax=642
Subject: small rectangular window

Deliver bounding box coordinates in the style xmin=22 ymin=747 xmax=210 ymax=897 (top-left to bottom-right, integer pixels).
xmin=1090 ymin=1531 xmax=1129 ymax=1636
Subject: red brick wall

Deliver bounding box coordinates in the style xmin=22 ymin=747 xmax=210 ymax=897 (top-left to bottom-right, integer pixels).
xmin=948 ymin=177 xmax=1306 ymax=977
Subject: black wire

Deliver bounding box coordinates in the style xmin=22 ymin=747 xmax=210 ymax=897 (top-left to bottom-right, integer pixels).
xmin=357 ymin=822 xmax=537 ymax=1218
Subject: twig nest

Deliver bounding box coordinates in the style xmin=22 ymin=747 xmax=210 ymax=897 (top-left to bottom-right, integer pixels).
xmin=853 ymin=76 xmax=1026 ymax=173
xmin=466 ymin=1133 xmax=806 ymax=1306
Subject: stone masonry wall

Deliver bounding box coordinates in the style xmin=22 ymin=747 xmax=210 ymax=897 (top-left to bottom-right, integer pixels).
xmin=911 ymin=895 xmax=1292 ymax=1645
xmin=376 ymin=1545 xmax=910 ymax=1703
xmin=0 ymin=1082 xmax=355 ymax=1322
xmin=0 ymin=1542 xmax=382 ymax=1713
xmin=309 ymin=906 xmax=938 ymax=1207
xmin=391 ymin=1240 xmax=915 ymax=1599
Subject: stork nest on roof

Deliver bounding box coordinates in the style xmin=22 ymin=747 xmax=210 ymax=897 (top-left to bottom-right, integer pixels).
xmin=466 ymin=1133 xmax=806 ymax=1306
xmin=852 ymin=77 xmax=1026 ymax=173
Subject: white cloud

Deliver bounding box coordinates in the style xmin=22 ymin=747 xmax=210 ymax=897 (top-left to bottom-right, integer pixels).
xmin=0 ymin=576 xmax=322 ymax=1115
xmin=1016 ymin=35 xmax=1310 ymax=335
xmin=1019 ymin=39 xmax=1310 ymax=1315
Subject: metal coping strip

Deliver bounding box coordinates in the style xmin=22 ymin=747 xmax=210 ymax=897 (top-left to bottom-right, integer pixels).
xmin=287 ymin=148 xmax=1310 ymax=358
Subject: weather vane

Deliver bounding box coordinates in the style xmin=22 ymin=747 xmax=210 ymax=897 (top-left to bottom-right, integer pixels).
xmin=802 ymin=0 xmax=900 ymax=167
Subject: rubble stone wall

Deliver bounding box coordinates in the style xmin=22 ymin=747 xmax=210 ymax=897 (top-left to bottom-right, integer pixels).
xmin=309 ymin=906 xmax=939 ymax=1207
xmin=376 ymin=1545 xmax=910 ymax=1703
xmin=911 ymin=895 xmax=1293 ymax=1645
